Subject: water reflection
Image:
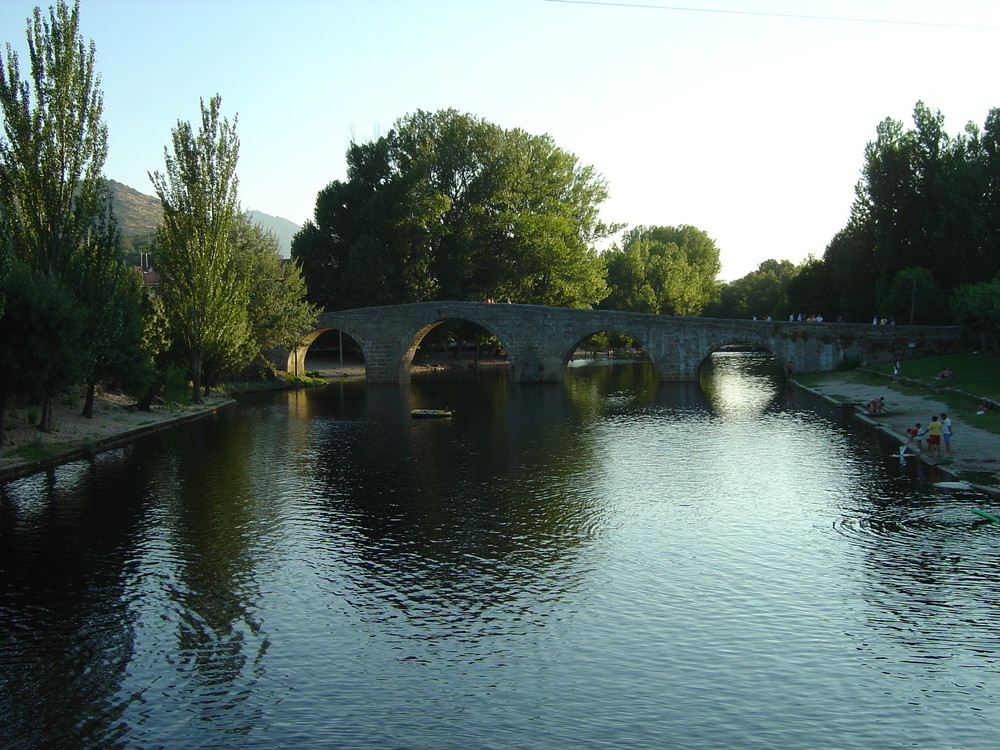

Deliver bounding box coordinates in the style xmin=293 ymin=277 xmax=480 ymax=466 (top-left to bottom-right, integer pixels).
xmin=3 ymin=355 xmax=1000 ymax=748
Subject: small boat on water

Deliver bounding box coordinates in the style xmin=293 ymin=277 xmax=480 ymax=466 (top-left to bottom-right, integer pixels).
xmin=411 ymin=409 xmax=453 ymax=419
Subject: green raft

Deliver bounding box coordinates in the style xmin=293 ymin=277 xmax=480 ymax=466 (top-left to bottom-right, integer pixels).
xmin=971 ymin=508 xmax=1000 ymax=524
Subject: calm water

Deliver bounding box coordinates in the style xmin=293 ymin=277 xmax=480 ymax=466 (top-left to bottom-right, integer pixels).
xmin=2 ymin=353 xmax=1000 ymax=749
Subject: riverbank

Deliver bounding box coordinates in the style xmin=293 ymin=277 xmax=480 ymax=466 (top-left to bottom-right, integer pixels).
xmin=794 ymin=376 xmax=1000 ymax=488
xmin=0 ymin=354 xmax=509 ymax=483
xmin=0 ymin=389 xmax=236 ymax=483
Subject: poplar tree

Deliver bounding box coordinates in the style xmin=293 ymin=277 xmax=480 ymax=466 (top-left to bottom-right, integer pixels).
xmin=0 ymin=0 xmax=106 ymax=275
xmin=150 ymin=95 xmax=248 ymax=403
xmin=0 ymin=0 xmax=120 ymax=431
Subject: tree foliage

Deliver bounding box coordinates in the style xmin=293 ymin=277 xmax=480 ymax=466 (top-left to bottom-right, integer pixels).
xmin=0 ymin=0 xmax=147 ymax=429
xmin=786 ymin=256 xmax=835 ymax=318
xmin=293 ymin=108 xmax=615 ymax=310
xmin=0 ymin=261 xmax=88 ymax=441
xmin=602 ymin=225 xmax=721 ymax=315
xmin=705 ymin=259 xmax=796 ymax=319
xmin=820 ymin=101 xmax=1000 ymax=323
xmin=952 ymin=279 xmax=1000 ymax=350
xmin=231 ymin=213 xmax=317 ymax=374
xmin=0 ymin=0 xmax=106 ymax=277
xmin=150 ymin=95 xmax=247 ymax=402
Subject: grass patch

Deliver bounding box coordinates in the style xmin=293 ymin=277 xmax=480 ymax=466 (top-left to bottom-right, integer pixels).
xmin=871 ymin=351 xmax=1000 ymax=402
xmin=5 ymin=440 xmax=75 ymax=462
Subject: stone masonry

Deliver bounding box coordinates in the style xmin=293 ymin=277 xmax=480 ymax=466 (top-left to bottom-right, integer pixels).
xmin=283 ymin=302 xmax=971 ymax=384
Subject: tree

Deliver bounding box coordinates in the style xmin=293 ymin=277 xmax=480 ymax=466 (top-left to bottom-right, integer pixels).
xmin=832 ymin=101 xmax=1000 ymax=316
xmin=822 ymin=219 xmax=877 ymax=322
xmin=0 ymin=0 xmax=114 ymax=431
xmin=0 ymin=0 xmax=107 ymax=276
xmin=952 ymin=280 xmax=1000 ymax=351
xmin=0 ymin=261 xmax=88 ymax=443
xmin=881 ymin=266 xmax=948 ymax=324
xmin=602 ymin=225 xmax=720 ymax=315
xmin=705 ymin=259 xmax=796 ymax=319
xmin=150 ymin=95 xmax=248 ymax=403
xmin=786 ymin=256 xmax=835 ymax=318
xmin=231 ymin=213 xmax=317 ymax=375
xmin=294 ymin=108 xmax=615 ymax=310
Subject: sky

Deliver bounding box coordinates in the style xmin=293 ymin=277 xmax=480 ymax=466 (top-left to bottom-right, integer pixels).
xmin=1 ymin=0 xmax=998 ymax=280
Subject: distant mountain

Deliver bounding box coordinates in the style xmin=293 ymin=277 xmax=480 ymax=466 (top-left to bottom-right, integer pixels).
xmin=106 ymin=180 xmax=301 ymax=258
xmin=247 ymin=210 xmax=301 ymax=258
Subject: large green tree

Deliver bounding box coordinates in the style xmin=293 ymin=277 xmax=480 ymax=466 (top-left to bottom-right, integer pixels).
xmin=150 ymin=95 xmax=248 ymax=403
xmin=0 ymin=0 xmax=106 ymax=275
xmin=786 ymin=256 xmax=836 ymax=318
xmin=952 ymin=279 xmax=1000 ymax=351
xmin=0 ymin=0 xmax=136 ymax=431
xmin=294 ymin=108 xmax=614 ymax=310
xmin=601 ymin=225 xmax=720 ymax=316
xmin=823 ymin=102 xmax=1000 ymax=322
xmin=0 ymin=261 xmax=88 ymax=442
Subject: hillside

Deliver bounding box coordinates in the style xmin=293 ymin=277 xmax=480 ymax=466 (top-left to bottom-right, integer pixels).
xmin=107 ymin=180 xmax=300 ymax=257
xmin=108 ymin=179 xmax=161 ymax=238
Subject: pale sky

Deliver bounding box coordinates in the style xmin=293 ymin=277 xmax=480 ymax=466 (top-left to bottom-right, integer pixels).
xmin=2 ymin=0 xmax=998 ymax=280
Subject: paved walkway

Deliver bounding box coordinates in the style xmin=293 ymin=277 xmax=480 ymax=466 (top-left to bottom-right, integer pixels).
xmin=798 ymin=378 xmax=1000 ymax=486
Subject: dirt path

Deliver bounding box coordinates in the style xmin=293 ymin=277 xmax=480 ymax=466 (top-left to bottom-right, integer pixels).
xmin=798 ymin=378 xmax=1000 ymax=484
xmin=0 ymin=390 xmax=234 ymax=482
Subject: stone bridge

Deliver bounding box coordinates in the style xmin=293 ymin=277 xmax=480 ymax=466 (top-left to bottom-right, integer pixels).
xmin=284 ymin=301 xmax=970 ymax=384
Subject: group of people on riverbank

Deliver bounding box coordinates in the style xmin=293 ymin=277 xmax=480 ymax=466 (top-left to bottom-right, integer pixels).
xmin=906 ymin=413 xmax=954 ymax=457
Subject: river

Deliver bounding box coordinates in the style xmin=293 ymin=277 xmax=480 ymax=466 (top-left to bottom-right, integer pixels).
xmin=2 ymin=352 xmax=999 ymax=749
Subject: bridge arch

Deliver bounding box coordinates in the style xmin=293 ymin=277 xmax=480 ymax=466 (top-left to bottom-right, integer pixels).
xmin=697 ymin=330 xmax=789 ymax=372
xmin=278 ymin=302 xmax=970 ymax=384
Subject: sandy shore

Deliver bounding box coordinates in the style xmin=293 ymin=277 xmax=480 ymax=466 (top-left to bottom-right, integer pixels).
xmin=0 ymin=389 xmax=235 ymax=481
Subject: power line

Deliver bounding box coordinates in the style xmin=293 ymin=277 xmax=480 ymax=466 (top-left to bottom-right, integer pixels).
xmin=542 ymin=0 xmax=1000 ymax=31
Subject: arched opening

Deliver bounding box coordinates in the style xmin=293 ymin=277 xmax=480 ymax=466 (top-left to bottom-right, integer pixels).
xmin=563 ymin=329 xmax=657 ymax=410
xmin=301 ymin=328 xmax=364 ymax=379
xmin=699 ymin=343 xmax=785 ymax=418
xmin=566 ymin=330 xmax=651 ymax=369
xmin=408 ymin=318 xmax=510 ymax=376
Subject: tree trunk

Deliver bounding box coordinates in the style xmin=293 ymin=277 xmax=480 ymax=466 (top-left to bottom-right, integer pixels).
xmin=203 ymin=372 xmax=212 ymax=399
xmin=38 ymin=396 xmax=54 ymax=433
xmin=82 ymin=380 xmax=96 ymax=419
xmin=137 ymin=382 xmax=155 ymax=412
xmin=191 ymin=350 xmax=204 ymax=404
xmin=0 ymin=394 xmax=7 ymax=446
